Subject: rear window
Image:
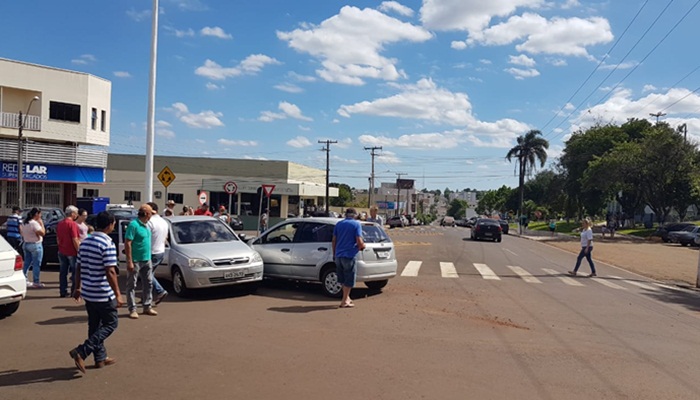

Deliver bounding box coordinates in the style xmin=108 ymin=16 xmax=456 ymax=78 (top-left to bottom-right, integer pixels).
xmin=362 ymin=224 xmax=391 ymax=243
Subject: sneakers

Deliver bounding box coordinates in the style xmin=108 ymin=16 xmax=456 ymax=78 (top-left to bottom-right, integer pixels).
xmin=69 ymin=348 xmax=86 ymax=374
xmin=588 ymin=273 xmax=597 ymax=277
xmin=568 ymin=271 xmax=577 ymax=276
xmin=129 ymin=311 xmax=139 ymax=319
xmin=143 ymin=307 xmax=158 ymax=316
xmin=154 ymin=291 xmax=168 ymax=305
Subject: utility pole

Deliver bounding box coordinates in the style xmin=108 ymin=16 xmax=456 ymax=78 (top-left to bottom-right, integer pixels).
xmin=145 ymin=0 xmax=159 ymax=203
xmin=395 ymin=172 xmax=406 ymax=216
xmin=649 ymin=112 xmax=666 ymax=124
xmin=364 ymin=146 xmax=382 ymax=208
xmin=680 ymin=123 xmax=688 ymax=143
xmin=319 ymin=140 xmax=337 ymax=215
xmin=17 ymin=96 xmax=39 ymax=209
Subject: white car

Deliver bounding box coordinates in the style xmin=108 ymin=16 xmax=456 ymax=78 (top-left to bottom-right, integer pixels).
xmin=251 ymin=217 xmax=397 ymax=297
xmin=0 ymin=236 xmax=26 ymax=318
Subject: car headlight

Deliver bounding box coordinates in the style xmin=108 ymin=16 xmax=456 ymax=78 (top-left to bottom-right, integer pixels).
xmin=252 ymin=252 xmax=262 ymax=263
xmin=188 ymin=258 xmax=210 ymax=268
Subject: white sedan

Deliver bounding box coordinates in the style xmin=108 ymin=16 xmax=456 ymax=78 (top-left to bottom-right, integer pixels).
xmin=0 ymin=236 xmax=26 ymax=318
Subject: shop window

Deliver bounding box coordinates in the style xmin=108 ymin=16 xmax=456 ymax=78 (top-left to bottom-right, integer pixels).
xmin=124 ymin=191 xmax=141 ymax=203
xmin=101 ymin=110 xmax=107 ymax=131
xmin=168 ymin=193 xmax=183 ymax=204
xmin=43 ymin=183 xmax=62 ymax=208
xmin=91 ymin=108 xmax=97 ymax=130
xmin=49 ymin=101 xmax=81 ymax=123
xmin=83 ymin=188 xmax=100 ymax=197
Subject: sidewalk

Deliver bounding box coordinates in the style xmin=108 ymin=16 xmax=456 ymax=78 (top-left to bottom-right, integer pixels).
xmin=513 ymin=229 xmax=699 ymax=289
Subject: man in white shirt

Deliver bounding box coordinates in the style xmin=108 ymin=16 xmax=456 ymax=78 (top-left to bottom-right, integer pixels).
xmin=367 ymin=205 xmax=384 ymax=227
xmin=146 ymin=202 xmax=169 ymax=305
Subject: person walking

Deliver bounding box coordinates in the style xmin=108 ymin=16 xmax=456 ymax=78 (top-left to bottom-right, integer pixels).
xmin=76 ymin=208 xmax=89 ymax=241
xmin=259 ymin=208 xmax=269 ymax=233
xmin=367 ymin=205 xmax=384 ymax=226
xmin=69 ymin=211 xmax=123 ymax=373
xmin=125 ymin=204 xmax=157 ymax=319
xmin=548 ymin=219 xmax=556 ymax=237
xmin=569 ymin=218 xmax=596 ymax=277
xmin=332 ymin=208 xmax=366 ymax=308
xmin=6 ymin=206 xmax=22 ymax=251
xmin=20 ymin=207 xmax=46 ymax=288
xmin=57 ymin=206 xmax=81 ymax=298
xmin=146 ymin=202 xmax=169 ymax=306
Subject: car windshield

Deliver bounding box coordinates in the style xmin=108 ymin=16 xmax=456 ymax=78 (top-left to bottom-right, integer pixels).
xmin=172 ymin=220 xmax=238 ymax=244
xmin=362 ymin=224 xmax=391 ymax=243
xmin=683 ymin=226 xmax=696 ymax=232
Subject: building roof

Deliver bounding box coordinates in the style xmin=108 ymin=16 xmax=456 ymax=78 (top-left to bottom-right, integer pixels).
xmin=0 ymin=57 xmax=111 ymax=83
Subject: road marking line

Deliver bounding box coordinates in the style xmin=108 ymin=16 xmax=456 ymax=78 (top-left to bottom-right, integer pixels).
xmin=507 ymin=266 xmax=541 ymax=283
xmin=542 ymin=268 xmax=584 ymax=286
xmin=655 ymin=283 xmax=695 ymax=294
xmin=473 ymin=263 xmax=501 ymax=280
xmin=440 ymin=262 xmax=459 ymax=278
xmin=504 ymin=248 xmax=518 ymax=256
xmin=401 ymin=261 xmax=422 ymax=277
xmin=609 ymin=276 xmax=659 ymax=291
xmin=590 ymin=277 xmax=627 ymax=290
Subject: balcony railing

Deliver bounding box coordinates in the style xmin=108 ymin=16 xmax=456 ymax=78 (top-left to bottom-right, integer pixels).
xmin=0 ymin=112 xmax=41 ymax=131
xmin=0 ymin=138 xmax=106 ymax=168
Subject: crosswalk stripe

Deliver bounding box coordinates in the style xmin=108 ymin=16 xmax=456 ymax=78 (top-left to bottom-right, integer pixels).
xmin=473 ymin=263 xmax=501 ymax=280
xmin=655 ymin=283 xmax=693 ymax=293
xmin=542 ymin=268 xmax=584 ymax=286
xmin=609 ymin=276 xmax=659 ymax=291
xmin=440 ymin=262 xmax=459 ymax=278
xmin=401 ymin=261 xmax=422 ymax=277
xmin=590 ymin=277 xmax=627 ymax=290
xmin=507 ymin=266 xmax=541 ymax=283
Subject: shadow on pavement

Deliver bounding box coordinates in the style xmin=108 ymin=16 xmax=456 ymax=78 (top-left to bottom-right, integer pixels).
xmin=267 ymin=305 xmax=340 ymax=313
xmin=36 ymin=312 xmax=133 ymax=326
xmin=0 ymin=367 xmax=81 ymax=386
xmin=256 ymin=279 xmax=383 ymax=303
xmin=642 ymin=286 xmax=700 ymax=312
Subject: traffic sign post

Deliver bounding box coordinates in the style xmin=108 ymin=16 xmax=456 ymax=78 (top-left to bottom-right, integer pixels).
xmin=158 ymin=166 xmax=176 ymax=205
xmin=223 ymin=181 xmax=237 ymax=217
xmin=198 ymin=191 xmax=208 ymax=206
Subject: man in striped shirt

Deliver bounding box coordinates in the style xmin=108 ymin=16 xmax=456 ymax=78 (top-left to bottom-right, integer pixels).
xmin=69 ymin=211 xmax=123 ymax=374
xmin=6 ymin=206 xmax=22 ymax=251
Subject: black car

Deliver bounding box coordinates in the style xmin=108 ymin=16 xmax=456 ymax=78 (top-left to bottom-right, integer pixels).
xmin=653 ymin=222 xmax=695 ymax=243
xmin=498 ymin=220 xmax=510 ymax=234
xmin=229 ymin=215 xmax=244 ymax=231
xmin=470 ymin=218 xmax=502 ymax=242
xmin=667 ymin=225 xmax=700 ymax=246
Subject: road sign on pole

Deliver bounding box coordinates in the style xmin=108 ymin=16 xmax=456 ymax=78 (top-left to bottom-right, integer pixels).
xmin=262 ymin=184 xmax=276 ymax=197
xmin=198 ymin=191 xmax=208 ymax=205
xmin=158 ymin=166 xmax=176 ymax=188
xmin=223 ymin=181 xmax=238 ymax=195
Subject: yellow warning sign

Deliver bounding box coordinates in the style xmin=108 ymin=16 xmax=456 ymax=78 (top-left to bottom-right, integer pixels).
xmin=158 ymin=166 xmax=176 ymax=188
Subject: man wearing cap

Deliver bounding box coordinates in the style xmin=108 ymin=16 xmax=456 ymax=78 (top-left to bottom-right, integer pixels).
xmin=164 ymin=200 xmax=176 ymax=217
xmin=332 ymin=207 xmax=366 ymax=308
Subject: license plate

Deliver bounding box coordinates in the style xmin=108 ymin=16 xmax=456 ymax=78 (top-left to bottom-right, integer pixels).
xmin=485 ymin=232 xmax=493 ymax=236
xmin=224 ymin=270 xmax=245 ymax=279
xmin=376 ymin=251 xmax=390 ymax=259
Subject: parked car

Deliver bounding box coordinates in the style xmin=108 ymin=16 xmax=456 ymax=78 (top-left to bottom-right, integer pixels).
xmin=229 ymin=215 xmax=244 ymax=231
xmin=465 ymin=216 xmax=478 ymax=228
xmin=0 ymin=235 xmax=26 ymax=318
xmin=0 ymin=207 xmax=65 ymax=267
xmin=441 ymin=216 xmax=455 ymax=227
xmin=251 ymin=217 xmax=397 ymax=297
xmin=653 ymin=222 xmax=696 ymax=243
xmin=387 ymin=216 xmax=406 ymax=228
xmin=498 ymin=220 xmax=510 ymax=234
xmin=470 ymin=218 xmax=503 ymax=242
xmin=154 ymin=216 xmax=263 ymax=297
xmin=455 ymin=218 xmax=469 ymax=227
xmin=668 ymin=225 xmax=700 ymax=246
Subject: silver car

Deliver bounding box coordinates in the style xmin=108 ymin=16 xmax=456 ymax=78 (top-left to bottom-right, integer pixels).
xmin=251 ymin=217 xmax=397 ymax=297
xmin=155 ymin=216 xmax=263 ymax=297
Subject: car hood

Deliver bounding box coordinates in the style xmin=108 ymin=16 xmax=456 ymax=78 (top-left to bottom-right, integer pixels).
xmin=173 ymin=241 xmax=255 ymax=260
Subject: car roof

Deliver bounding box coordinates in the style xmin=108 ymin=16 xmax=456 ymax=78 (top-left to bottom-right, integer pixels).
xmin=167 ymin=216 xmax=222 ymax=222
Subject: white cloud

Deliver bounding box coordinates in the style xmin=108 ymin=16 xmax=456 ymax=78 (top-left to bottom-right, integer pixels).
xmin=377 ymin=150 xmax=401 ymax=164
xmin=243 ymin=155 xmax=268 ymax=160
xmin=505 ymin=67 xmax=540 ymax=79
xmin=195 ymin=54 xmax=281 ymax=80
xmin=479 ymin=59 xmax=492 ymax=65
xmin=643 ymin=84 xmax=657 ymax=93
xmin=508 ymin=54 xmax=536 ymax=67
xmin=451 ymin=41 xmax=468 ymax=50
xmin=113 ymin=71 xmax=132 ymax=78
xmin=378 ymin=1 xmax=415 ymax=17
xmin=332 ymin=155 xmax=360 ymax=164
xmin=274 ymin=83 xmax=304 ymax=93
xmin=599 ymin=61 xmax=638 ymax=70
xmin=165 ymin=0 xmax=208 ymax=11
xmin=288 ymin=72 xmax=317 ymax=82
xmin=547 ymin=58 xmax=567 ymax=66
xmin=259 ymin=102 xmax=313 ymax=122
xmin=217 ymin=139 xmax=258 ymax=146
xmin=563 ymin=102 xmax=575 ymax=111
xmin=200 ymin=26 xmax=232 ymax=39
xmin=277 ymin=5 xmax=432 ymax=85
xmin=170 ymin=102 xmax=224 ymax=129
xmin=298 ymin=125 xmax=311 ymax=131
xmin=127 ymin=8 xmax=150 ymax=22
xmin=287 ymin=136 xmax=313 ymax=148
xmin=468 ymin=77 xmax=484 ymax=83
xmin=174 ymin=28 xmax=195 ymax=38
xmin=420 ymin=0 xmax=544 ymax=32
xmin=561 ymin=0 xmax=580 ymax=9
xmin=71 ymin=54 xmax=96 ymax=65
xmin=335 ymin=138 xmax=353 ymax=149
xmin=205 ymin=82 xmax=223 ymax=90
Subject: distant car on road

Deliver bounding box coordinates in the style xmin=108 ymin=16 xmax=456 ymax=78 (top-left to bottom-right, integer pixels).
xmin=455 ymin=218 xmax=469 ymax=227
xmin=387 ymin=216 xmax=406 ymax=228
xmin=668 ymin=225 xmax=700 ymax=246
xmin=498 ymin=220 xmax=510 ymax=234
xmin=441 ymin=216 xmax=455 ymax=227
xmin=470 ymin=218 xmax=503 ymax=242
xmin=229 ymin=215 xmax=244 ymax=231
xmin=653 ymin=222 xmax=696 ymax=243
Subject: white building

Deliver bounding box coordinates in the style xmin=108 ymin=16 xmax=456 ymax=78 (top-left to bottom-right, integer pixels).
xmin=0 ymin=58 xmax=110 ymax=213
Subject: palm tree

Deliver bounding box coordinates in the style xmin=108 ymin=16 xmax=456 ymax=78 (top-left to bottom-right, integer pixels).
xmin=506 ymin=130 xmax=549 ymax=234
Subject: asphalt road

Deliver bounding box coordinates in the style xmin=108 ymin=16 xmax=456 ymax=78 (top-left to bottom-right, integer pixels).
xmin=2 ymin=226 xmax=700 ymax=399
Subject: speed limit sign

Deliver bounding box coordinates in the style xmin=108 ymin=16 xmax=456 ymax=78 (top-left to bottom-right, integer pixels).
xmin=223 ymin=181 xmax=237 ymax=195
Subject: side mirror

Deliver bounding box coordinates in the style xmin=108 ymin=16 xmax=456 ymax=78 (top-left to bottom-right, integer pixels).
xmin=238 ymin=233 xmax=247 ymax=241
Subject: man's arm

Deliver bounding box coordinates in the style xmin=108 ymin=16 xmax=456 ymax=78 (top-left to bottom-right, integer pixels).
xmin=106 ymin=265 xmax=124 ymax=307
xmin=72 ymin=224 xmax=81 ymax=251
xmin=355 ymin=235 xmax=366 ymax=251
xmin=124 ymin=240 xmax=134 ymax=272
xmin=332 ymin=236 xmax=337 ymax=257
xmin=72 ymin=263 xmax=82 ymax=301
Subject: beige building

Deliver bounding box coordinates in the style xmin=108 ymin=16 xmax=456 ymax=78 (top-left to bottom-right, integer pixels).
xmin=0 ymin=58 xmax=111 ymax=213
xmin=78 ymin=154 xmax=338 ymax=227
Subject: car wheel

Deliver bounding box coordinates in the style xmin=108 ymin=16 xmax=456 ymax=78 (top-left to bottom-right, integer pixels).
xmin=320 ymin=266 xmax=342 ymax=298
xmin=171 ymin=267 xmax=191 ymax=297
xmin=365 ymin=279 xmax=388 ymax=291
xmin=496 ymin=237 xmax=502 ymax=243
xmin=0 ymin=301 xmax=20 ymax=317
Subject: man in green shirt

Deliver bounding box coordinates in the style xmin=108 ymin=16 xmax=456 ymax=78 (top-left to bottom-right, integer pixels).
xmin=125 ymin=204 xmax=157 ymax=319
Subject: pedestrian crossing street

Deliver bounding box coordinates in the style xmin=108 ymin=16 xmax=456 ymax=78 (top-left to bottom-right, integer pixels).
xmin=398 ymin=260 xmax=695 ymax=294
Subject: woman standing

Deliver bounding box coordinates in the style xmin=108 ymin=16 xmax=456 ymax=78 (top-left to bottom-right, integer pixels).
xmin=20 ymin=207 xmax=46 ymax=288
xmin=569 ymin=218 xmax=596 ymax=277
xmin=76 ymin=208 xmax=89 ymax=241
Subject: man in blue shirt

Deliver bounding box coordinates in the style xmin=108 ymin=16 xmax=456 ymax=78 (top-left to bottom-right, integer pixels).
xmin=69 ymin=211 xmax=123 ymax=374
xmin=332 ymin=208 xmax=365 ymax=308
xmin=6 ymin=206 xmax=21 ymax=251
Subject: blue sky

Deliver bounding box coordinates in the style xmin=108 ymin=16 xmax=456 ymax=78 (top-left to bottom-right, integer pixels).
xmin=3 ymin=0 xmax=700 ymax=191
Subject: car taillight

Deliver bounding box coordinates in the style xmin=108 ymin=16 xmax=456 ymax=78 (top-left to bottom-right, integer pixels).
xmin=498 ymin=226 xmax=503 ymax=232
xmin=14 ymin=255 xmax=23 ymax=271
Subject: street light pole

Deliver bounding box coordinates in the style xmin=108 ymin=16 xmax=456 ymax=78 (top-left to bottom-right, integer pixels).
xmin=17 ymin=96 xmax=40 ymax=209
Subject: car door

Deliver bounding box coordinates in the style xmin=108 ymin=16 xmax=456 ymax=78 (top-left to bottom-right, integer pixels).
xmin=251 ymin=222 xmax=299 ymax=277
xmin=290 ymin=222 xmax=334 ymax=279
xmin=117 ymin=219 xmax=132 ymax=263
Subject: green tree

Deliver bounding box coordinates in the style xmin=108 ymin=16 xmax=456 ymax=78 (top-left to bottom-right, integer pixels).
xmin=329 ymin=183 xmax=352 ymax=207
xmin=447 ymin=199 xmax=467 ymax=218
xmin=506 ymin=130 xmax=549 ymax=232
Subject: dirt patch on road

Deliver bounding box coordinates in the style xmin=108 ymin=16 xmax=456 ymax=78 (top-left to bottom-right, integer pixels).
xmin=470 ymin=315 xmax=531 ymax=330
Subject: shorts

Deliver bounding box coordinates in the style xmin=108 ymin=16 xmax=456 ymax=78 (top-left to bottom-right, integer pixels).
xmin=549 ymin=227 xmax=555 ymax=232
xmin=335 ymin=257 xmax=357 ymax=288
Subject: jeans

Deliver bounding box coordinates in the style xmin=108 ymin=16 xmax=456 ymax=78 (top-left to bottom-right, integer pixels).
xmin=574 ymin=247 xmax=596 ymax=274
xmin=151 ymin=253 xmax=166 ymax=295
xmin=22 ymin=242 xmax=43 ymax=284
xmin=126 ymin=260 xmax=153 ymax=312
xmin=76 ymin=299 xmax=119 ymax=363
xmin=58 ymin=254 xmax=77 ymax=296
